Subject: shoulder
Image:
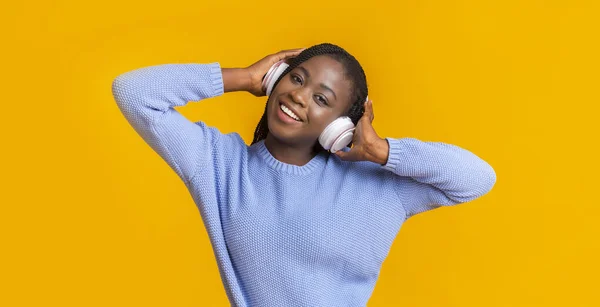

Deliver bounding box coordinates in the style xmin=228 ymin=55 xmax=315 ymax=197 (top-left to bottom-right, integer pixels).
xmin=192 ymin=120 xmax=249 ymax=156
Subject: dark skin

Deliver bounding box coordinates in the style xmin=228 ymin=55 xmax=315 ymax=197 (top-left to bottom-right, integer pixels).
xmin=222 ymin=49 xmax=390 ymax=166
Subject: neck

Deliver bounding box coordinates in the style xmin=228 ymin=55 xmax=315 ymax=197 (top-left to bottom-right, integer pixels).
xmin=264 ymin=134 xmax=318 ymax=166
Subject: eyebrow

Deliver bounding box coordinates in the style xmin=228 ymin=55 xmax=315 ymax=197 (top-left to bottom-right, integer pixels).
xmin=297 ymin=66 xmax=338 ymax=101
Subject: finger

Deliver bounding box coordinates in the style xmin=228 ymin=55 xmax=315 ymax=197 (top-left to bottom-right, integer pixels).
xmin=282 ymin=48 xmax=306 ymax=55
xmin=336 ymin=149 xmax=360 ymax=161
xmin=277 ymin=48 xmax=305 ymax=60
xmin=368 ymin=100 xmax=374 ymax=122
xmin=362 ymin=99 xmax=373 ymax=122
xmin=334 ymin=150 xmax=348 ymax=160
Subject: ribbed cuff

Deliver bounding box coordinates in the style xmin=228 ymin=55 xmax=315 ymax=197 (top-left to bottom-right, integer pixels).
xmin=208 ymin=62 xmax=224 ymax=97
xmin=381 ymin=137 xmax=404 ymax=173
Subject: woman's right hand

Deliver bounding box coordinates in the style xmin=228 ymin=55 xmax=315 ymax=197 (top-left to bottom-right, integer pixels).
xmin=244 ymin=48 xmax=305 ymax=97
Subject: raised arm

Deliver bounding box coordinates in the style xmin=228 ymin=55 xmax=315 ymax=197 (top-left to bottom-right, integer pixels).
xmin=334 ymin=100 xmax=496 ymax=218
xmin=111 ymin=49 xmax=304 ymax=185
xmin=111 ymin=62 xmax=228 ymax=184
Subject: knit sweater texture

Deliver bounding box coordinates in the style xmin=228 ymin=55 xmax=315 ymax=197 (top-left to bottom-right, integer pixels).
xmin=111 ymin=62 xmax=496 ymax=307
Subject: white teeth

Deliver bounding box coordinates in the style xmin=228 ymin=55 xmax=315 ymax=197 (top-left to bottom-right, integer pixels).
xmin=280 ymin=104 xmax=300 ymax=121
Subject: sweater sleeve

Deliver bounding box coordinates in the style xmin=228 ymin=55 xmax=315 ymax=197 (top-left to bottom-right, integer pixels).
xmin=111 ymin=62 xmax=228 ymax=185
xmin=381 ymin=137 xmax=497 ymax=219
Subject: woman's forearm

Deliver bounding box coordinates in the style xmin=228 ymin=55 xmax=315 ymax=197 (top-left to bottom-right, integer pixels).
xmin=222 ymin=68 xmax=251 ymax=93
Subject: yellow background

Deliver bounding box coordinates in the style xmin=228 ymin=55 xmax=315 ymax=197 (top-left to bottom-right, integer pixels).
xmin=2 ymin=0 xmax=599 ymax=306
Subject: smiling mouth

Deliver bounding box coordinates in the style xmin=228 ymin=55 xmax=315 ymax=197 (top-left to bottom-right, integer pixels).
xmin=279 ymin=102 xmax=302 ymax=122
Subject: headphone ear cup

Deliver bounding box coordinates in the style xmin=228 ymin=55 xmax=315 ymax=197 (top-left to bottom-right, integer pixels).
xmin=262 ymin=61 xmax=290 ymax=96
xmin=331 ymin=129 xmax=355 ymax=153
xmin=319 ymin=117 xmax=355 ymax=153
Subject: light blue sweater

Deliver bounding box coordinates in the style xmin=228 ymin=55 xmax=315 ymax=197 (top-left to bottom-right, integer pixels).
xmin=111 ymin=62 xmax=496 ymax=306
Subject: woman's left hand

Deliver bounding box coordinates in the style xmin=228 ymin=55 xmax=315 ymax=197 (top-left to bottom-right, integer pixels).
xmin=334 ymin=100 xmax=390 ymax=165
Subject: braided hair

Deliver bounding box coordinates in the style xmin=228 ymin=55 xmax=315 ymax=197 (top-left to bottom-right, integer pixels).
xmin=251 ymin=43 xmax=368 ymax=152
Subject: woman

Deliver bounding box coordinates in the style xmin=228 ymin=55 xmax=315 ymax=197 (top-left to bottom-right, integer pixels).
xmin=112 ymin=43 xmax=496 ymax=307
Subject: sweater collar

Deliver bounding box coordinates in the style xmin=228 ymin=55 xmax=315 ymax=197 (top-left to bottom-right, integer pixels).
xmin=254 ymin=140 xmax=328 ymax=175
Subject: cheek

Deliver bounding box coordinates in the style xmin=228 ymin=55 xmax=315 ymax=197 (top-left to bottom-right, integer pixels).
xmin=266 ymin=96 xmax=277 ymax=115
xmin=309 ymin=107 xmax=338 ymax=131
xmin=273 ymin=75 xmax=292 ymax=93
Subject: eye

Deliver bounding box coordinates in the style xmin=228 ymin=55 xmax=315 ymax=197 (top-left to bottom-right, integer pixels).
xmin=290 ymin=74 xmax=302 ymax=84
xmin=314 ymin=95 xmax=328 ymax=106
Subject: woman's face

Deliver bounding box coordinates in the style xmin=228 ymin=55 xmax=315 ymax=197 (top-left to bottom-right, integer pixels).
xmin=266 ymin=55 xmax=353 ymax=148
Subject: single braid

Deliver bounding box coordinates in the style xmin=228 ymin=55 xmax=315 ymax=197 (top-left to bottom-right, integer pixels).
xmin=251 ymin=43 xmax=368 ymax=152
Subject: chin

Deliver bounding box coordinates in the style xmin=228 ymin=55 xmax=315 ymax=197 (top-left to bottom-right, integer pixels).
xmin=266 ymin=121 xmax=311 ymax=149
xmin=266 ymin=119 xmax=295 ymax=144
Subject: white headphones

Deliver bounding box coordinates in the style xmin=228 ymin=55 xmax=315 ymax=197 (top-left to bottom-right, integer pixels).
xmin=261 ymin=60 xmax=367 ymax=153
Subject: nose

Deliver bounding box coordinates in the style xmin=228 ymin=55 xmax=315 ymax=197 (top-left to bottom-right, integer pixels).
xmin=290 ymin=88 xmax=309 ymax=108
